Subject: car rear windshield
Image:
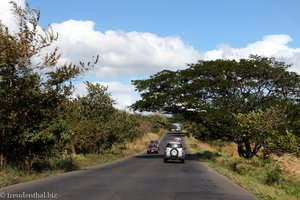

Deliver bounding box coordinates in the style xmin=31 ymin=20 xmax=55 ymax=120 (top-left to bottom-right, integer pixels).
xmin=166 ymin=143 xmax=182 ymax=148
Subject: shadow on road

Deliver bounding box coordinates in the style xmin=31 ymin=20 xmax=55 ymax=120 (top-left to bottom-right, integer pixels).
xmin=134 ymin=131 xmax=205 ymax=162
xmin=134 ymin=153 xmax=198 ymax=161
xmin=133 ymin=131 xmax=223 ymax=163
xmin=166 ymin=131 xmax=186 ymax=138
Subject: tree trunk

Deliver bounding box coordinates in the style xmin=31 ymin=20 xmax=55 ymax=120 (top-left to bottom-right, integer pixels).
xmin=237 ymin=141 xmax=245 ymax=157
xmin=244 ymin=138 xmax=252 ymax=159
xmin=236 ymin=137 xmax=257 ymax=159
xmin=0 ymin=128 xmax=5 ymax=168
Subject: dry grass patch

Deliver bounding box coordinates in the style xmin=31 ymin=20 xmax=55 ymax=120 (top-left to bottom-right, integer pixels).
xmin=220 ymin=142 xmax=239 ymax=156
xmin=186 ymin=136 xmax=300 ymax=200
xmin=195 ymin=140 xmax=215 ymax=152
xmin=123 ymin=132 xmax=162 ymax=156
xmin=273 ymin=154 xmax=300 ymax=179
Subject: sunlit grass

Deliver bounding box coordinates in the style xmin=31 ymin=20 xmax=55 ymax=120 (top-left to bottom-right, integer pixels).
xmin=186 ymin=136 xmax=300 ymax=200
xmin=0 ymin=166 xmax=62 ymax=187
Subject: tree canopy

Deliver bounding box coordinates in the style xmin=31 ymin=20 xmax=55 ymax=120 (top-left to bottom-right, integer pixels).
xmin=0 ymin=2 xmax=99 ymax=166
xmin=131 ymin=55 xmax=300 ymax=158
xmin=0 ymin=2 xmax=173 ymax=169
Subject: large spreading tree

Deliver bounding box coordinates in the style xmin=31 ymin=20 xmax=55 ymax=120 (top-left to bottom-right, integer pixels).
xmin=131 ymin=55 xmax=300 ymax=158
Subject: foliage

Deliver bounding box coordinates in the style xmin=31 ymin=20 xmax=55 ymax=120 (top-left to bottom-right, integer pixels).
xmin=64 ymin=82 xmax=115 ymax=154
xmin=266 ymin=168 xmax=283 ymax=185
xmin=0 ymin=1 xmax=169 ymax=168
xmin=62 ymin=82 xmax=169 ymax=155
xmin=0 ymin=2 xmax=98 ymax=167
xmin=267 ymin=130 xmax=300 ymax=156
xmin=56 ymin=157 xmax=80 ymax=172
xmin=0 ymin=0 xmax=170 ymax=174
xmin=132 ymin=56 xmax=300 ymax=157
xmin=132 ymin=56 xmax=300 ymax=114
xmin=234 ymin=107 xmax=300 ymax=157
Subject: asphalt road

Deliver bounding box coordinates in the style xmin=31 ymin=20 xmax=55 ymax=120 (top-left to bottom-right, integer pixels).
xmin=0 ymin=131 xmax=258 ymax=200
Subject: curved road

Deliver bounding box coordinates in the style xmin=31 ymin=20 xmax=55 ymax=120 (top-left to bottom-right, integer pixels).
xmin=0 ymin=131 xmax=258 ymax=200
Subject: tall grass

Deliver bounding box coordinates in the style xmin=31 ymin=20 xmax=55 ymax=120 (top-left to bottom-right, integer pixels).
xmin=186 ymin=136 xmax=300 ymax=200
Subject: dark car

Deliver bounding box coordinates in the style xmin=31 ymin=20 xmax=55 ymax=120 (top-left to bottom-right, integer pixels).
xmin=147 ymin=144 xmax=159 ymax=154
xmin=150 ymin=140 xmax=159 ymax=146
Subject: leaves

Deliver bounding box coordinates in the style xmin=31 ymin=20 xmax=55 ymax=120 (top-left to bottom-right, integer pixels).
xmin=0 ymin=2 xmax=98 ymax=166
xmin=132 ymin=56 xmax=300 ymax=158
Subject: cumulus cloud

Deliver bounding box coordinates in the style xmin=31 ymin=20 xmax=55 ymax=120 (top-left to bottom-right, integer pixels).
xmin=100 ymin=82 xmax=139 ymax=110
xmin=203 ymin=34 xmax=300 ymax=73
xmin=74 ymin=81 xmax=139 ymax=110
xmin=49 ymin=20 xmax=300 ymax=78
xmin=50 ymin=20 xmax=200 ymax=79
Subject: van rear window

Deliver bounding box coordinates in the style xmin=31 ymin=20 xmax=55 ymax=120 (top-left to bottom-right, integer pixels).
xmin=166 ymin=143 xmax=182 ymax=148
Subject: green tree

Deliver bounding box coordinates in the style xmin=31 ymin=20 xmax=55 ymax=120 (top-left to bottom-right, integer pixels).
xmin=131 ymin=56 xmax=300 ymax=158
xmin=234 ymin=106 xmax=288 ymax=158
xmin=65 ymin=82 xmax=115 ymax=153
xmin=0 ymin=2 xmax=98 ymax=167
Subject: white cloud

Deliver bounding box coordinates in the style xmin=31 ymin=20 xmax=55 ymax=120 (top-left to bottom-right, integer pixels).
xmin=0 ymin=0 xmax=26 ymax=32
xmin=49 ymin=20 xmax=300 ymax=78
xmin=50 ymin=20 xmax=200 ymax=79
xmin=74 ymin=81 xmax=139 ymax=110
xmin=203 ymin=34 xmax=300 ymax=73
xmin=101 ymin=82 xmax=139 ymax=110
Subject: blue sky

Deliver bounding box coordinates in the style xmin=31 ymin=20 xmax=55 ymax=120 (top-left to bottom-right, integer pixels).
xmin=27 ymin=0 xmax=300 ymax=50
xmin=2 ymin=0 xmax=300 ymax=109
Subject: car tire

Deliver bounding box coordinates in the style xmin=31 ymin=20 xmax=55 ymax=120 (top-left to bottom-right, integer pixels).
xmin=181 ymin=159 xmax=185 ymax=164
xmin=170 ymin=148 xmax=179 ymax=157
xmin=163 ymin=158 xmax=167 ymax=163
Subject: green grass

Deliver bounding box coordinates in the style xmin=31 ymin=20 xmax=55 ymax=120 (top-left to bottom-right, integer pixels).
xmin=0 ymin=131 xmax=163 ymax=188
xmin=0 ymin=165 xmax=63 ymax=187
xmin=186 ymin=136 xmax=300 ymax=200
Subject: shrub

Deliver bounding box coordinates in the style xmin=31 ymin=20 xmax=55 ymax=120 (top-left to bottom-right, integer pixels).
xmin=56 ymin=157 xmax=79 ymax=172
xmin=196 ymin=151 xmax=220 ymax=161
xmin=233 ymin=162 xmax=254 ymax=175
xmin=266 ymin=168 xmax=282 ymax=185
xmin=230 ymin=157 xmax=266 ymax=176
xmin=32 ymin=158 xmax=54 ymax=172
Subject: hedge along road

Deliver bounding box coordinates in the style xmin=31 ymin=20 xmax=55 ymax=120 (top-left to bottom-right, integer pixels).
xmin=0 ymin=131 xmax=258 ymax=200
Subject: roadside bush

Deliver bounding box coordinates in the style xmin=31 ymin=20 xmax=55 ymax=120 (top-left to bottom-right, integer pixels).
xmin=227 ymin=156 xmax=267 ymax=176
xmin=196 ymin=151 xmax=220 ymax=161
xmin=266 ymin=168 xmax=282 ymax=185
xmin=208 ymin=139 xmax=228 ymax=148
xmin=32 ymin=158 xmax=54 ymax=172
xmin=232 ymin=162 xmax=255 ymax=175
xmin=56 ymin=157 xmax=79 ymax=172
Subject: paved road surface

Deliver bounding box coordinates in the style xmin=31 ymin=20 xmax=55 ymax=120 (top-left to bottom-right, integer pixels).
xmin=0 ymin=131 xmax=258 ymax=200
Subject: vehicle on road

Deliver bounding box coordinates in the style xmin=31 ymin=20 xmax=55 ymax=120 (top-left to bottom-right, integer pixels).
xmin=163 ymin=141 xmax=185 ymax=163
xmin=174 ymin=137 xmax=182 ymax=142
xmin=147 ymin=144 xmax=159 ymax=154
xmin=150 ymin=140 xmax=159 ymax=146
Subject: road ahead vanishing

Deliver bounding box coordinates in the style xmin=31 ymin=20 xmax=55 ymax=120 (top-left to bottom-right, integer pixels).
xmin=0 ymin=131 xmax=258 ymax=200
